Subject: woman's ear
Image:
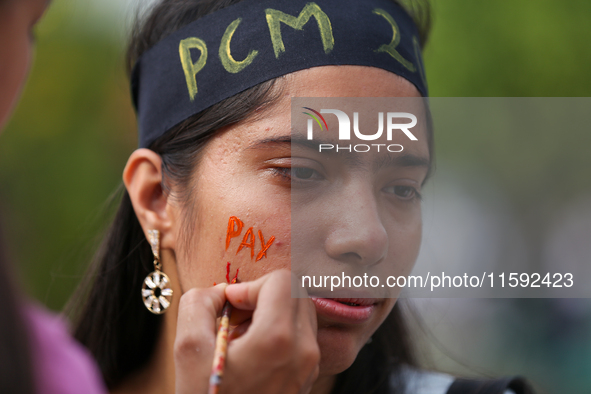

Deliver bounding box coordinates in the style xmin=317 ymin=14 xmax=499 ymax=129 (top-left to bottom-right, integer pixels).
xmin=123 ymin=149 xmax=177 ymax=249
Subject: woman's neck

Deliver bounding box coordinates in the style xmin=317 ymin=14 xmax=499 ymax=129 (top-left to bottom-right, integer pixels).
xmin=109 ymin=249 xmax=336 ymax=394
xmin=110 ymin=308 xmax=336 ymax=394
xmin=111 ymin=254 xmax=181 ymax=394
xmin=111 ymin=303 xmax=178 ymax=394
xmin=311 ymin=374 xmax=336 ymax=394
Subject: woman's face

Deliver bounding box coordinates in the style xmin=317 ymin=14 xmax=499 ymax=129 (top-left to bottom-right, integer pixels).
xmin=0 ymin=0 xmax=49 ymax=130
xmin=170 ymin=65 xmax=430 ymax=375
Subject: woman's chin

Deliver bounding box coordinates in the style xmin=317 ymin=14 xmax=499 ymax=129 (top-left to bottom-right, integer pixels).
xmin=316 ymin=325 xmax=368 ymax=375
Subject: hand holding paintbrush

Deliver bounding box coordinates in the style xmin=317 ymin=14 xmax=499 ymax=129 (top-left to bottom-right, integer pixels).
xmin=174 ymin=270 xmax=319 ymax=394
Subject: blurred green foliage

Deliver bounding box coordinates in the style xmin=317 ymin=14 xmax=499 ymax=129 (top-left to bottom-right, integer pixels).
xmin=0 ymin=1 xmax=137 ymax=309
xmin=425 ymin=0 xmax=591 ymax=96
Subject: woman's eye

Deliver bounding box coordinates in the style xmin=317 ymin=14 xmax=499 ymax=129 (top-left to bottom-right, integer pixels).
xmin=385 ymin=185 xmax=421 ymax=201
xmin=271 ymin=166 xmax=322 ymax=183
xmin=292 ymin=167 xmax=316 ymax=179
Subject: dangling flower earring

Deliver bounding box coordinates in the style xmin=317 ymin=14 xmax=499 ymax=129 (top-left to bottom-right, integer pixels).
xmin=141 ymin=229 xmax=173 ymax=314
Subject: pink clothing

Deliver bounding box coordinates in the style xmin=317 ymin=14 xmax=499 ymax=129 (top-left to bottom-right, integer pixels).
xmin=25 ymin=304 xmax=106 ymax=394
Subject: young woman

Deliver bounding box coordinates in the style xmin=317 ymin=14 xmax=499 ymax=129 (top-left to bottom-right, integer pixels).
xmin=0 ymin=0 xmax=106 ymax=393
xmin=71 ymin=0 xmax=534 ymax=393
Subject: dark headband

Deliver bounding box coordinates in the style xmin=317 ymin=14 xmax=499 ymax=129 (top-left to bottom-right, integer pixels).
xmin=132 ymin=0 xmax=428 ymax=148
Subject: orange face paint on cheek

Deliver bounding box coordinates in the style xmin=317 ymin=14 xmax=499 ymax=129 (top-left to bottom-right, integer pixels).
xmin=237 ymin=227 xmax=255 ymax=259
xmin=225 ymin=262 xmax=239 ymax=284
xmin=222 ymin=216 xmax=277 ymax=283
xmin=213 ymin=262 xmax=240 ymax=286
xmin=226 ymin=216 xmax=244 ymax=250
xmin=256 ymin=230 xmax=275 ymax=262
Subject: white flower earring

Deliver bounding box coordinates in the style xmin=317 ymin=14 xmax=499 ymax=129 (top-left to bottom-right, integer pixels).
xmin=141 ymin=229 xmax=173 ymax=314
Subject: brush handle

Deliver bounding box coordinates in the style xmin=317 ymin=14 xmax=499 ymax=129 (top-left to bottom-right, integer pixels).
xmin=208 ymin=301 xmax=232 ymax=394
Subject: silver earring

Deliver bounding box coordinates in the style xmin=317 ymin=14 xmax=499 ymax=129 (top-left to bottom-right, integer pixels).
xmin=141 ymin=229 xmax=173 ymax=314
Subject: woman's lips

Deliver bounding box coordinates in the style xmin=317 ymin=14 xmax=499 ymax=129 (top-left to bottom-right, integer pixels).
xmin=311 ymin=297 xmax=378 ymax=324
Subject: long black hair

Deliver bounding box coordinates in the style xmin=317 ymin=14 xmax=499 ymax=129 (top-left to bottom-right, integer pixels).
xmin=69 ymin=0 xmax=433 ymax=392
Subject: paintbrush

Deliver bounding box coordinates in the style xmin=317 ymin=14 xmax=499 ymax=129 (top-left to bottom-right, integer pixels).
xmin=209 ymin=262 xmax=239 ymax=394
xmin=208 ymin=300 xmax=232 ymax=394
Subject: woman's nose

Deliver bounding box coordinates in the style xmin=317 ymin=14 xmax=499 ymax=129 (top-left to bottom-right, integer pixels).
xmin=323 ymin=187 xmax=388 ymax=267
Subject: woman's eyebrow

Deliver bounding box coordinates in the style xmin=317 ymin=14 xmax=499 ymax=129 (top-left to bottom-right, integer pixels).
xmin=373 ymin=153 xmax=431 ymax=171
xmin=249 ymin=135 xmax=343 ymax=149
xmin=250 ymin=135 xmax=355 ymax=151
xmin=247 ymin=135 xmax=292 ymax=150
xmin=247 ymin=136 xmax=430 ymax=170
xmin=248 ymin=135 xmax=328 ymax=151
